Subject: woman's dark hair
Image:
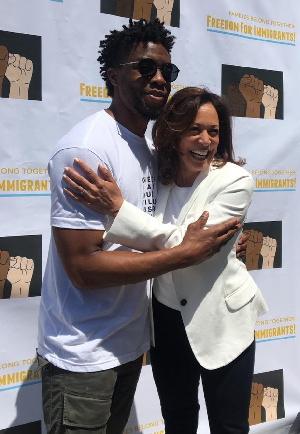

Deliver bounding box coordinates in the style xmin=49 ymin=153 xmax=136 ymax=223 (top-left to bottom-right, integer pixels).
xmin=98 ymin=18 xmax=175 ymax=97
xmin=152 ymin=86 xmax=245 ymax=184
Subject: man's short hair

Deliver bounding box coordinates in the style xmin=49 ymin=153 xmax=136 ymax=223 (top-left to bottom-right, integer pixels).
xmin=98 ymin=18 xmax=175 ymax=97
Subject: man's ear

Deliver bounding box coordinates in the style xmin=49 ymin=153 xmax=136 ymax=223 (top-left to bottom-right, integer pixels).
xmin=107 ymin=67 xmax=119 ymax=88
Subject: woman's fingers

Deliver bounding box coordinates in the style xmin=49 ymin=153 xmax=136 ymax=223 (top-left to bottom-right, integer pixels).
xmin=62 ymin=159 xmax=123 ymax=216
xmin=98 ymin=163 xmax=116 ymax=183
xmin=64 ymin=160 xmax=116 ymax=191
xmin=63 ymin=160 xmax=104 ymax=200
xmin=64 ymin=186 xmax=82 ymax=202
xmin=63 ymin=174 xmax=90 ymax=201
xmin=64 ymin=166 xmax=95 ymax=190
xmin=63 ymin=172 xmax=85 ymax=192
xmin=74 ymin=158 xmax=99 ymax=181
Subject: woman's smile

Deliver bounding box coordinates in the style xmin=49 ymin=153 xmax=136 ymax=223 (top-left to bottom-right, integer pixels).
xmin=176 ymin=102 xmax=220 ymax=186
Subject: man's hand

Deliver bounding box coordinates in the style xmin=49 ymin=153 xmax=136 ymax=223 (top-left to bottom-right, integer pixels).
xmin=177 ymin=212 xmax=242 ymax=267
xmin=0 ymin=250 xmax=10 ymax=299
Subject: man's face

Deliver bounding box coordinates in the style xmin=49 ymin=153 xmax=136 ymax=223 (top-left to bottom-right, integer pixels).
xmin=115 ymin=42 xmax=172 ymax=120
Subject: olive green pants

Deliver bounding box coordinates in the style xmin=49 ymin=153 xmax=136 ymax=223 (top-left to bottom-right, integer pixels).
xmin=37 ymin=354 xmax=143 ymax=434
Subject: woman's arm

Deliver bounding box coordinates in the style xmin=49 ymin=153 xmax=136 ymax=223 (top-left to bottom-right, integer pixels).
xmin=63 ymin=159 xmax=249 ymax=253
xmin=105 ymin=174 xmax=253 ymax=251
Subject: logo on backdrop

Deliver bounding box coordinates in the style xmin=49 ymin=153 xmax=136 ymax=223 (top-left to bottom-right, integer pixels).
xmin=221 ymin=65 xmax=283 ymax=119
xmin=256 ymin=316 xmax=296 ymax=343
xmin=251 ymin=169 xmax=296 ymax=192
xmin=80 ymin=82 xmax=111 ymax=104
xmin=207 ymin=12 xmax=296 ymax=46
xmin=100 ymin=0 xmax=180 ymax=27
xmin=242 ymin=221 xmax=282 ymax=271
xmin=0 ymin=166 xmax=50 ymax=196
xmin=249 ymin=370 xmax=285 ymax=426
xmin=0 ymin=235 xmax=42 ymax=299
xmin=0 ymin=357 xmax=41 ymax=401
xmin=0 ymin=30 xmax=41 ymax=101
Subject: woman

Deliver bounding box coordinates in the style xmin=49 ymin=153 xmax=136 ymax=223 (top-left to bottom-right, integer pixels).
xmin=63 ymin=87 xmax=268 ymax=433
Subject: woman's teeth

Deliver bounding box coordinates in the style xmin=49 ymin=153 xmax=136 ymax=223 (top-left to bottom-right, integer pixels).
xmin=190 ymin=150 xmax=208 ymax=158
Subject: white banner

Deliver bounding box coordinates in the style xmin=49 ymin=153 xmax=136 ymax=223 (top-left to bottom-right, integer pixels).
xmin=0 ymin=0 xmax=298 ymax=432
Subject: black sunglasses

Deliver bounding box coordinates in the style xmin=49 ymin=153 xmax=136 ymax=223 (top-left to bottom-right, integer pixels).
xmin=114 ymin=58 xmax=180 ymax=82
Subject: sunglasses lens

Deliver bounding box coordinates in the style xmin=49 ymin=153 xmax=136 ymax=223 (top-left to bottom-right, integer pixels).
xmin=162 ymin=63 xmax=180 ymax=82
xmin=138 ymin=58 xmax=157 ymax=78
xmin=138 ymin=59 xmax=180 ymax=82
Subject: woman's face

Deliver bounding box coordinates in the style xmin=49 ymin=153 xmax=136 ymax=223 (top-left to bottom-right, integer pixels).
xmin=176 ymin=102 xmax=219 ymax=187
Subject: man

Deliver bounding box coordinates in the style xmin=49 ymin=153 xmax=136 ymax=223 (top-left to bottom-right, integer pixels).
xmin=37 ymin=19 xmax=241 ymax=434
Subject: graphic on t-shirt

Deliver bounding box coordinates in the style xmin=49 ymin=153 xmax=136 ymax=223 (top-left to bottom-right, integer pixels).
xmin=249 ymin=369 xmax=285 ymax=426
xmin=221 ymin=65 xmax=283 ymax=119
xmin=0 ymin=421 xmax=41 ymax=434
xmin=100 ymin=0 xmax=180 ymax=27
xmin=242 ymin=221 xmax=282 ymax=271
xmin=0 ymin=235 xmax=42 ymax=299
xmin=0 ymin=30 xmax=41 ymax=100
xmin=142 ymin=174 xmax=156 ymax=214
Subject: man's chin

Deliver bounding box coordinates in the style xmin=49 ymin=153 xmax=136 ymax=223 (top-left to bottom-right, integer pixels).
xmin=136 ymin=105 xmax=163 ymax=120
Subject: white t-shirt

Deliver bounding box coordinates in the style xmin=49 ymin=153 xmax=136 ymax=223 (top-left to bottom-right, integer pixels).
xmin=38 ymin=110 xmax=157 ymax=372
xmin=153 ymin=184 xmax=191 ymax=311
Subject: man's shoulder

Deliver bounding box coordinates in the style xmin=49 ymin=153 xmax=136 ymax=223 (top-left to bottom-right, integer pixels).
xmin=49 ymin=110 xmax=119 ymax=162
xmin=56 ymin=110 xmax=107 ymax=148
xmin=70 ymin=109 xmax=107 ymax=133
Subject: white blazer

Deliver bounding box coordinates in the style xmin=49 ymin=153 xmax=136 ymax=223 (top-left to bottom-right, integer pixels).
xmin=104 ymin=162 xmax=268 ymax=370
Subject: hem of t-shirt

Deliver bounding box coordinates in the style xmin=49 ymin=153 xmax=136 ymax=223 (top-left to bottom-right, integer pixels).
xmin=51 ymin=217 xmax=104 ymax=231
xmin=38 ymin=341 xmax=150 ymax=373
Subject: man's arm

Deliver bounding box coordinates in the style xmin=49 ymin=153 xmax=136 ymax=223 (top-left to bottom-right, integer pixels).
xmin=53 ymin=213 xmax=241 ymax=290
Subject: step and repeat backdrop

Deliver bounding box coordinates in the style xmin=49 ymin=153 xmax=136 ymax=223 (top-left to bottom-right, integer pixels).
xmin=0 ymin=0 xmax=299 ymax=433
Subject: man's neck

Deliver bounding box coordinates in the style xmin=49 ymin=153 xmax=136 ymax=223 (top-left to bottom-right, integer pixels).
xmin=106 ymin=102 xmax=149 ymax=138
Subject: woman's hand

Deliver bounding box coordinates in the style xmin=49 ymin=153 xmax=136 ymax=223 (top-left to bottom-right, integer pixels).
xmin=63 ymin=158 xmax=124 ymax=217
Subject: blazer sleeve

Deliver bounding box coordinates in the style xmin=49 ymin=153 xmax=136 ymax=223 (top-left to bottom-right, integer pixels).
xmin=104 ymin=170 xmax=254 ymax=251
xmin=103 ymin=200 xmax=186 ymax=251
xmin=193 ymin=174 xmax=253 ymax=228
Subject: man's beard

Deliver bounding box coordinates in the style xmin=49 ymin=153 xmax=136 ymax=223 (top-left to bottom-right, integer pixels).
xmin=136 ymin=104 xmax=163 ymax=120
xmin=132 ymin=94 xmax=165 ymax=120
